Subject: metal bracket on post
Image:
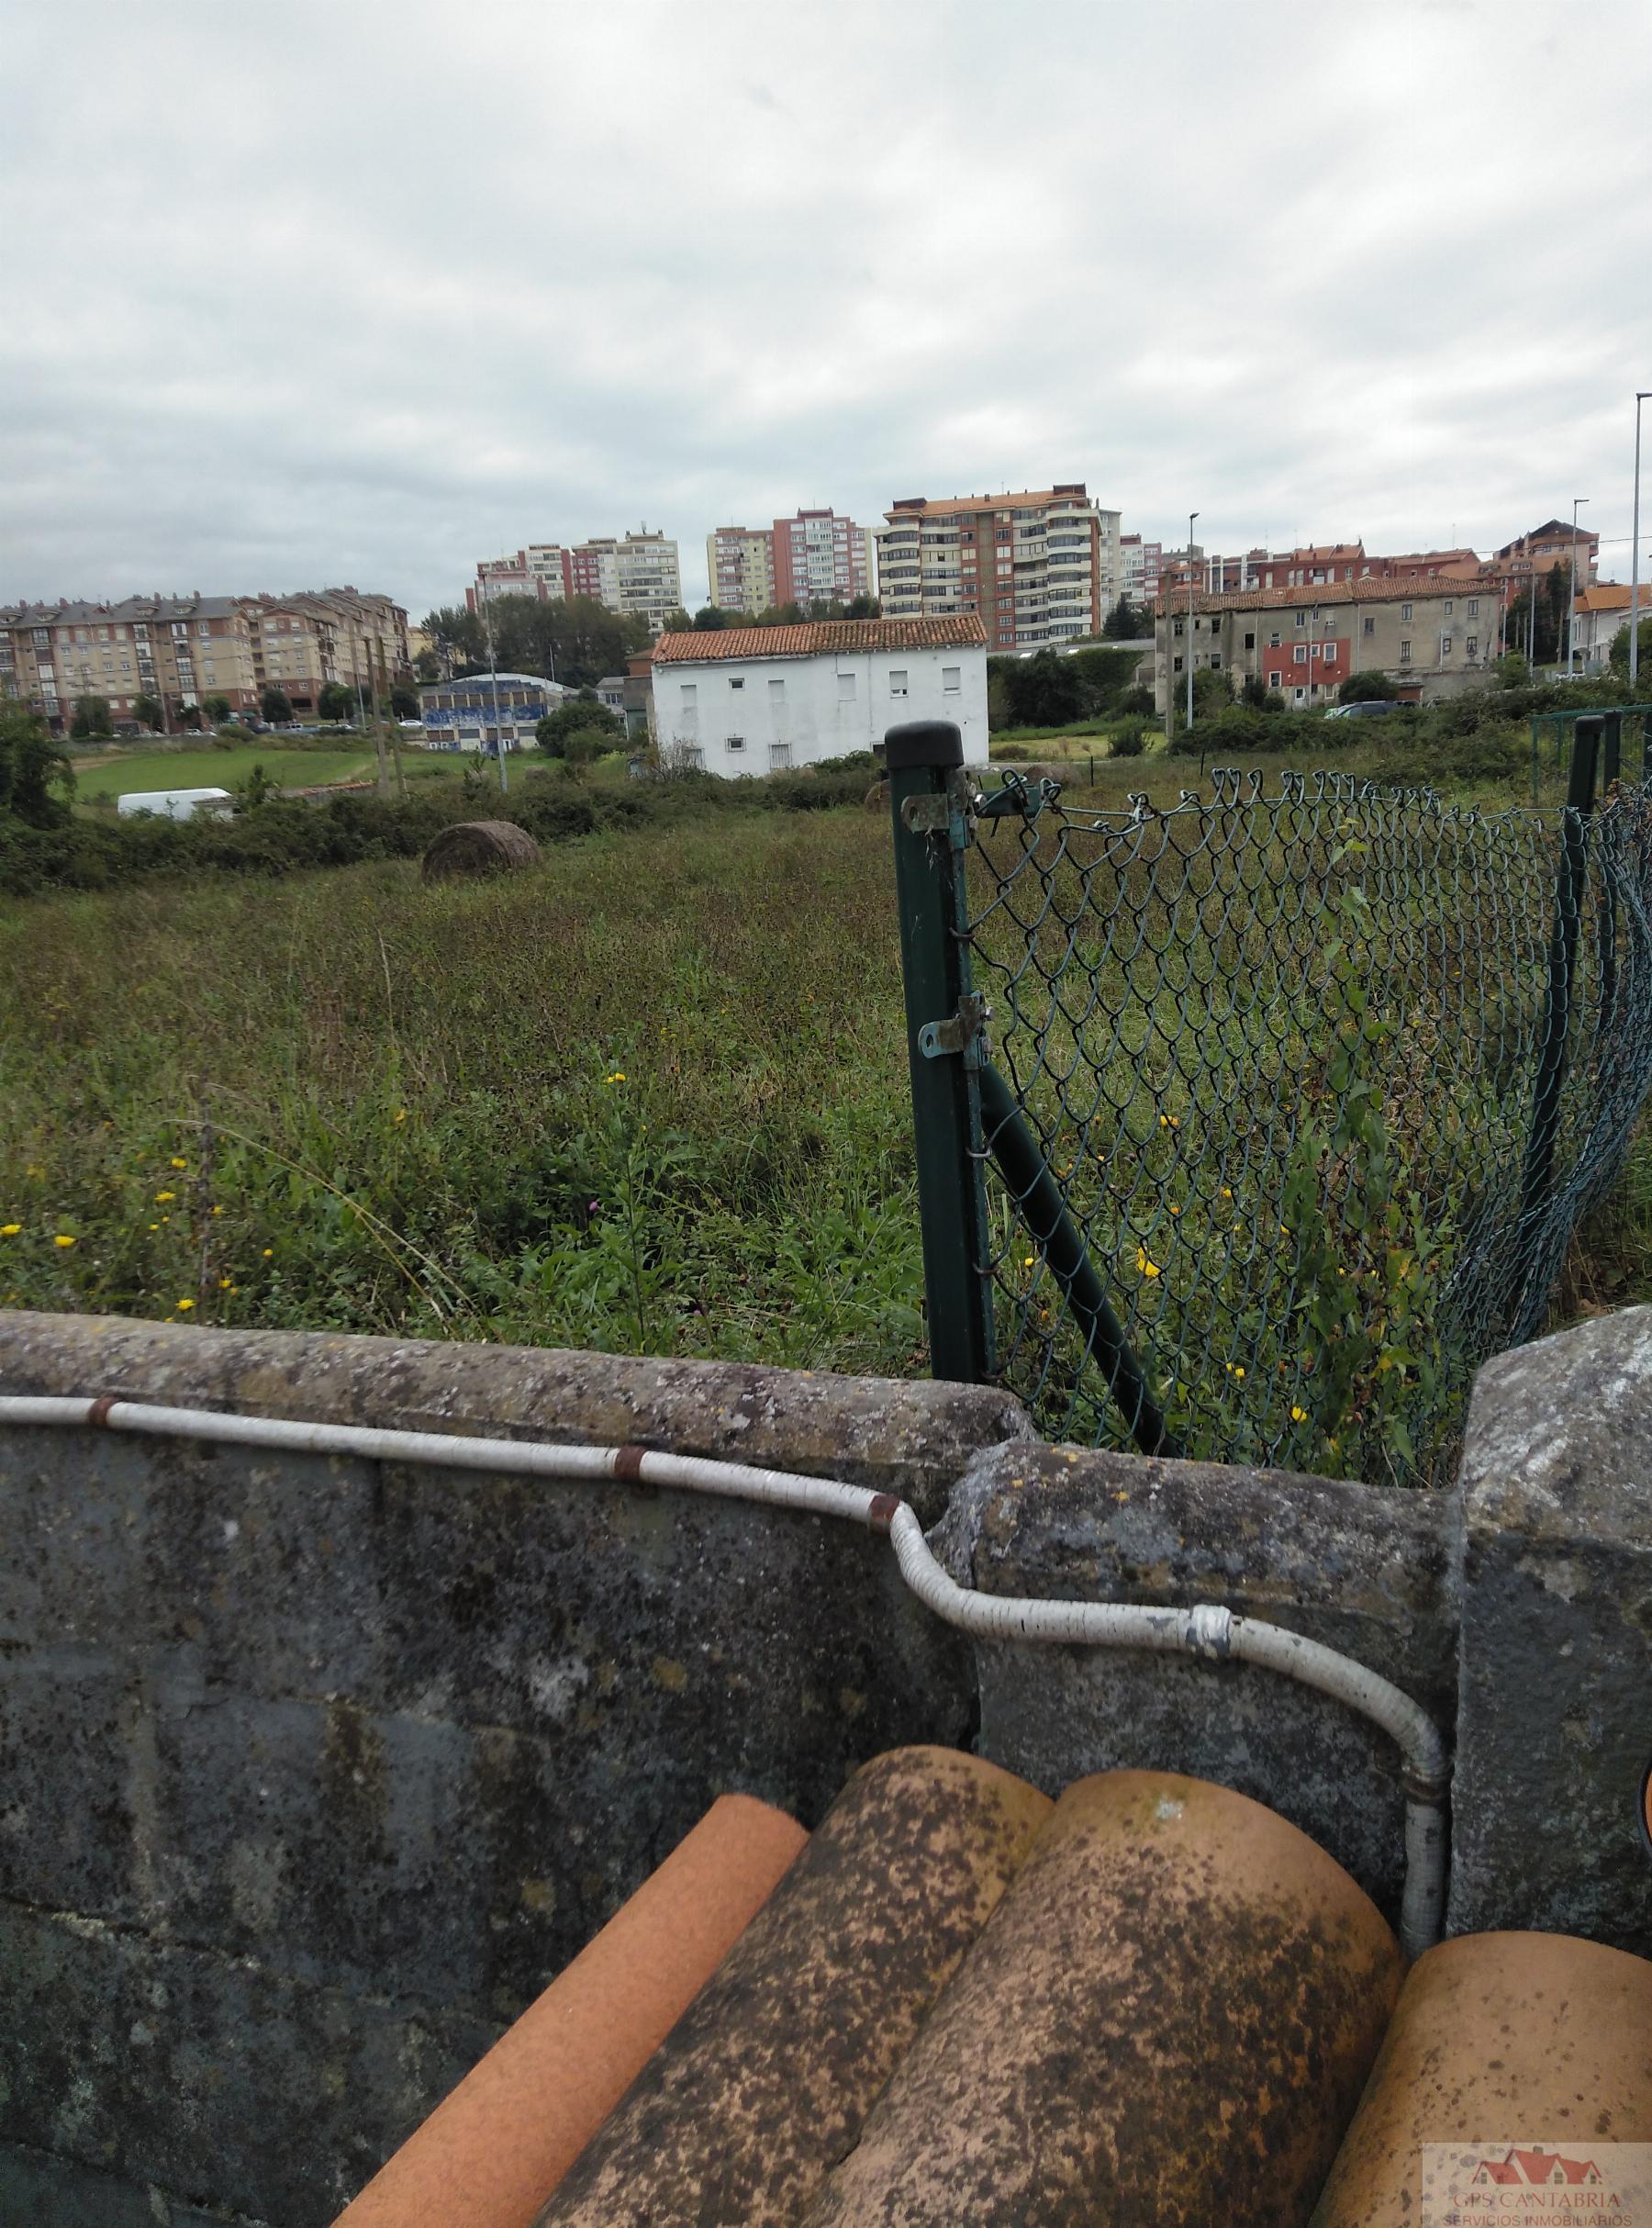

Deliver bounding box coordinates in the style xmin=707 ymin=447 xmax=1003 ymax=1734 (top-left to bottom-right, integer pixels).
xmin=886 ymin=720 xmax=997 ymax=1385
xmin=919 ymin=993 xmax=988 ymax=1062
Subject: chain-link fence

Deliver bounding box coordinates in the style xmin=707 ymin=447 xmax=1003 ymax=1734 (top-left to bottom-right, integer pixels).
xmin=887 ymin=715 xmax=1652 ymax=1484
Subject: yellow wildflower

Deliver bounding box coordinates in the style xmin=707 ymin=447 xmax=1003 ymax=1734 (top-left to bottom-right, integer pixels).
xmin=211 ymin=1204 xmax=223 ymax=1215
xmin=1022 ymin=1254 xmax=1035 ymax=1268
xmin=603 ymin=1071 xmax=627 ymax=1085
xmin=149 ymin=1223 xmax=159 ymax=1232
xmin=393 ymin=1108 xmax=407 ymax=1124
xmin=155 ymin=1191 xmax=174 ymax=1204
xmin=25 ymin=1164 xmax=43 ymax=1179
xmin=262 ymin=1248 xmax=273 ymax=1258
xmin=1290 ymin=1405 xmax=1309 ymax=1423
xmin=1221 ymin=1186 xmax=1233 ymax=1199
xmin=1134 ymin=1248 xmax=1160 ymax=1280
xmin=170 ymin=1157 xmax=187 ymax=1170
xmin=0 ymin=1224 xmax=18 ymax=1237
xmin=219 ymin=1277 xmax=235 ymax=1291
xmin=53 ymin=1234 xmax=75 ymax=1248
xmin=176 ymin=1297 xmax=195 ymax=1311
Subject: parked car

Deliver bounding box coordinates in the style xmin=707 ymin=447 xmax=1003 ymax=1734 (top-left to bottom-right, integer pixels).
xmin=1326 ymin=699 xmax=1404 ymax=720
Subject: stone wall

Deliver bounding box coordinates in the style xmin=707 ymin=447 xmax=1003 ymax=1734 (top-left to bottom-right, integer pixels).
xmin=4 ymin=1305 xmax=1651 ymax=2225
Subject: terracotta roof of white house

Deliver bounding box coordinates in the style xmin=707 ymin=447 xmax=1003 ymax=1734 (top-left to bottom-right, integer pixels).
xmin=652 ymin=617 xmax=987 ymax=663
xmin=1577 ymin=582 xmax=1642 ymax=613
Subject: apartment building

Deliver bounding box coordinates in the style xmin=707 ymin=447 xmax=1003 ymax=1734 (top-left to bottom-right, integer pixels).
xmin=1485 ymin=519 xmax=1601 ymax=594
xmin=875 ymin=484 xmax=1121 ymax=652
xmin=1155 ymin=578 xmax=1497 ymax=712
xmin=467 ymin=531 xmax=681 ymax=634
xmin=706 ymin=526 xmax=776 ymax=614
xmin=1120 ymin=533 xmax=1163 ymax=603
xmin=0 ymin=587 xmax=407 ymax=730
xmin=773 ymin=509 xmax=876 ymax=608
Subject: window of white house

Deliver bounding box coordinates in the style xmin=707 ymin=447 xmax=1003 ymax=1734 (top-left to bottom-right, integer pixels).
xmin=1293 ymin=644 xmax=1308 ymax=664
xmin=768 ymin=677 xmax=784 ymax=700
xmin=838 ymin=671 xmax=855 ymax=700
xmin=727 ymin=735 xmax=746 ymax=752
xmin=680 ymin=684 xmax=697 ymax=703
xmin=730 ymin=676 xmax=744 ymax=691
xmin=889 ymin=670 xmax=909 ymax=696
xmin=942 ymin=666 xmax=961 ymax=693
xmin=1400 ymin=641 xmax=1412 ymax=662
xmin=769 ymin=743 xmax=791 ymax=769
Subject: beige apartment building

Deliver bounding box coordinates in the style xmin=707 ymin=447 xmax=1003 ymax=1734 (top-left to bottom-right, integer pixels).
xmin=875 ymin=484 xmax=1122 ymax=653
xmin=1154 ymin=578 xmax=1498 ymax=713
xmin=0 ymin=588 xmax=408 ymax=730
xmin=706 ymin=525 xmax=776 ymax=614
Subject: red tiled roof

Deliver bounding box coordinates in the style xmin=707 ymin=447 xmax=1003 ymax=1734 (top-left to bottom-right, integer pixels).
xmin=1177 ymin=577 xmax=1486 ymax=618
xmin=651 ymin=617 xmax=987 ymax=663
xmin=1577 ymin=582 xmax=1642 ymax=612
xmin=885 ymin=488 xmax=1088 ymax=517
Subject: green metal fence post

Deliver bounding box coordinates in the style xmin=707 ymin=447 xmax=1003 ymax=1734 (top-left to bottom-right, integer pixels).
xmin=1515 ymin=714 xmax=1603 ymax=1338
xmin=1602 ymin=710 xmax=1623 ymax=790
xmin=886 ymin=720 xmax=996 ymax=1383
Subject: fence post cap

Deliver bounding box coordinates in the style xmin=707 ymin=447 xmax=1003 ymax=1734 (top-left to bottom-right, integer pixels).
xmin=885 ymin=720 xmax=963 ymax=771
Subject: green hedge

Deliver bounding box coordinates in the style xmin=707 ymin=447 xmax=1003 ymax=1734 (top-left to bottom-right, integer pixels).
xmin=0 ymin=767 xmax=876 ymax=897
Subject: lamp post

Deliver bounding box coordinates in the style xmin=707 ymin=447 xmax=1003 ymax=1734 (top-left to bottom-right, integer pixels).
xmin=1186 ymin=509 xmax=1199 ymax=733
xmin=1568 ymin=497 xmax=1589 ymax=677
xmin=1632 ymin=394 xmax=1650 ymax=689
xmin=481 ymin=588 xmax=508 ymax=795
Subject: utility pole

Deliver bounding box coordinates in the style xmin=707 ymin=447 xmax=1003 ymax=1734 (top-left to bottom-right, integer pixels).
xmin=376 ymin=636 xmax=407 ymax=800
xmin=1186 ymin=509 xmax=1199 ymax=733
xmin=481 ymin=588 xmax=508 ymax=795
xmin=1568 ymin=498 xmax=1589 ymax=677
xmin=1632 ymin=393 xmax=1649 ymax=689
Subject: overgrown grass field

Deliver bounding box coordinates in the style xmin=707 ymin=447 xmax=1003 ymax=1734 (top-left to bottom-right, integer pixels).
xmin=3 ymin=722 xmax=1647 ymax=1463
xmin=72 ymin=745 xmax=376 ymax=799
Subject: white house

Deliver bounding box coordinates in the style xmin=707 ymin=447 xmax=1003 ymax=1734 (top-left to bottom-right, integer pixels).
xmin=649 ymin=616 xmax=989 ymax=774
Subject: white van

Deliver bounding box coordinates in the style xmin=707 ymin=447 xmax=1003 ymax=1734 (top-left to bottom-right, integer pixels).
xmin=116 ymin=788 xmax=234 ymax=822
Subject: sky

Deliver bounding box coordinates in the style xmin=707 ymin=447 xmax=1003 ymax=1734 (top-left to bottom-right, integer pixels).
xmin=3 ymin=0 xmax=1650 ymax=621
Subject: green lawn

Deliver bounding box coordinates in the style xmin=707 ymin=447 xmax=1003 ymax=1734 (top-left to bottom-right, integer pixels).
xmin=73 ymin=745 xmax=375 ymax=801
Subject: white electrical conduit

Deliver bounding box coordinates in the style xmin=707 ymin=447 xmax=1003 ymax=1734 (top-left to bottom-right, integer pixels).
xmin=0 ymin=1395 xmax=1450 ymax=1958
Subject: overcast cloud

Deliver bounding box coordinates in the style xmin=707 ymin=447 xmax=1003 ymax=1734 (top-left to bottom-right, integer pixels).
xmin=4 ymin=0 xmax=1650 ymax=619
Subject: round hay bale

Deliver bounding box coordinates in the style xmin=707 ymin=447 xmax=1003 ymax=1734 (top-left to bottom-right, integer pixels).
xmin=421 ymin=819 xmax=541 ymax=884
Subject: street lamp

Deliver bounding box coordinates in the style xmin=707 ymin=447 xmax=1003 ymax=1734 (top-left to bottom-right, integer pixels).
xmin=1632 ymin=394 xmax=1650 ymax=689
xmin=1186 ymin=510 xmax=1199 ymax=733
xmin=1568 ymin=498 xmax=1589 ymax=677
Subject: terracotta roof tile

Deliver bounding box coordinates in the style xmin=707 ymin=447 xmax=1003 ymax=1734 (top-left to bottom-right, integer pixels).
xmin=651 ymin=617 xmax=986 ymax=664
xmin=1177 ymin=577 xmax=1488 ymax=618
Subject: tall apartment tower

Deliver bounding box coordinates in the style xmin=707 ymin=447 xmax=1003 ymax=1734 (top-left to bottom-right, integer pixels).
xmin=707 ymin=526 xmax=776 ymax=614
xmin=875 ymin=484 xmax=1120 ymax=652
xmin=471 ymin=531 xmax=682 ymax=635
xmin=771 ymin=509 xmax=876 ymax=608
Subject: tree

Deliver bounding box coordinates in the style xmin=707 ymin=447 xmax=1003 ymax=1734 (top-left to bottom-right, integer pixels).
xmin=413 ymin=648 xmax=441 ymax=683
xmin=536 ymin=693 xmax=625 ymax=756
xmin=440 ymin=593 xmax=651 ymax=689
xmin=390 ymin=685 xmax=420 ymax=719
xmin=754 ymin=600 xmax=806 ymax=627
xmin=232 ymin=763 xmax=280 ymax=812
xmin=1338 ymin=669 xmax=1395 ymax=705
xmin=690 ymin=606 xmax=745 ymax=631
xmin=0 ymin=703 xmax=74 ymax=825
xmin=175 ymin=702 xmax=204 ymax=732
xmin=1609 ymin=615 xmax=1652 ymax=675
xmin=203 ymin=693 xmax=233 ymax=724
xmin=1241 ymin=673 xmax=1282 ymax=711
xmin=844 ymin=592 xmax=881 ymax=620
xmin=70 ymin=694 xmax=114 ymax=740
xmin=261 ymin=686 xmax=293 ymax=724
xmin=1102 ymin=595 xmax=1149 ymax=640
xmin=131 ymin=692 xmax=163 ymax=731
xmin=318 ymin=681 xmax=357 ymax=722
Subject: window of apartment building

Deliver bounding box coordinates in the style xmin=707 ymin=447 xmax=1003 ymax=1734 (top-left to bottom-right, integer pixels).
xmin=1267 ymin=670 xmax=1282 ymax=688
xmin=1268 ymin=631 xmax=1281 ymax=648
xmin=942 ymin=666 xmax=961 ymax=694
xmin=1172 ymin=655 xmax=1183 ymax=674
xmin=1443 ymin=601 xmax=1453 ymax=617
xmin=1468 ymin=636 xmax=1479 ymax=657
xmin=837 ymin=671 xmax=856 ymax=700
xmin=1245 ymin=633 xmax=1256 ymax=651
xmin=889 ymin=669 xmax=909 ymax=696
xmin=1400 ymin=641 xmax=1412 ymax=663
xmin=199 ymin=621 xmax=212 ymax=638
xmin=1210 ymin=655 xmax=1222 ymax=670
xmin=1295 ymin=610 xmax=1307 ymax=628
xmin=96 ymin=627 xmax=108 ymax=642
xmin=1441 ymin=636 xmax=1453 ymax=655
xmin=1401 ymin=604 xmax=1412 ymax=621
xmin=1364 ymin=617 xmax=1375 ymax=636
xmin=1293 ymin=644 xmax=1308 ymax=664
xmin=996 ymin=529 xmax=1011 ymax=542
xmin=1468 ymin=599 xmax=1479 ymax=617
